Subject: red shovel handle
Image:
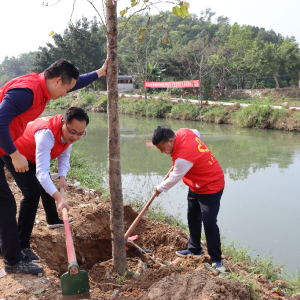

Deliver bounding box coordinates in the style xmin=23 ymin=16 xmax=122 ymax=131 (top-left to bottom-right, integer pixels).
xmin=60 ymin=188 xmax=78 ymax=275
xmin=124 ymin=166 xmax=173 ymax=240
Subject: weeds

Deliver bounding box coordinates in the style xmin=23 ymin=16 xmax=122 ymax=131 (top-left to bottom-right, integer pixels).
xmin=222 ymin=240 xmax=252 ymax=265
xmin=227 ymin=271 xmax=260 ymax=300
xmin=249 ymin=256 xmax=282 ymax=281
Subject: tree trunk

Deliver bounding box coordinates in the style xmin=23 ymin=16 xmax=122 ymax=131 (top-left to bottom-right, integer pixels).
xmin=298 ymin=71 xmax=300 ymax=88
xmin=106 ymin=0 xmax=127 ymax=275
xmin=221 ymin=65 xmax=225 ymax=97
xmin=199 ymin=77 xmax=203 ymax=109
xmin=241 ymin=71 xmax=245 ymax=89
xmin=144 ymin=42 xmax=148 ymax=100
xmin=273 ymin=74 xmax=280 ymax=89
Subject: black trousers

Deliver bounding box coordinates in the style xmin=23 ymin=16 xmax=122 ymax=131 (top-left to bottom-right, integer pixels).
xmin=0 ymin=159 xmax=23 ymax=265
xmin=1 ymin=155 xmax=60 ymax=250
xmin=187 ymin=188 xmax=223 ymax=262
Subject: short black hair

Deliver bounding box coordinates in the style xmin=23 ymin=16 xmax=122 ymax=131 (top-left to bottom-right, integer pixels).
xmin=63 ymin=107 xmax=89 ymax=126
xmin=44 ymin=59 xmax=79 ymax=84
xmin=152 ymin=126 xmax=175 ymax=145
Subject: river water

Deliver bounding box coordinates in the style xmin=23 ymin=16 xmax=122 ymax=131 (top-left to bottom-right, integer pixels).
xmin=44 ymin=109 xmax=300 ymax=275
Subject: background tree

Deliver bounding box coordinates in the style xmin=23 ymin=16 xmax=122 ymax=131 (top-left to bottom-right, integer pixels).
xmin=32 ymin=16 xmax=107 ymax=88
xmin=0 ymin=52 xmax=36 ymax=86
xmin=246 ymin=37 xmax=298 ymax=89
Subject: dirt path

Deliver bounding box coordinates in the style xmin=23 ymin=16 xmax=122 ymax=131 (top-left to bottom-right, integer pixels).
xmin=0 ymin=170 xmax=299 ymax=299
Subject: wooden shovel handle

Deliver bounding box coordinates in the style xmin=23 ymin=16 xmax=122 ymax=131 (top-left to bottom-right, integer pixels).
xmin=124 ymin=166 xmax=173 ymax=240
xmin=60 ymin=188 xmax=77 ymax=272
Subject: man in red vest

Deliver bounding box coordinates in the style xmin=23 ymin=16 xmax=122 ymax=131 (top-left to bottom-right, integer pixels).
xmin=2 ymin=107 xmax=88 ymax=265
xmin=152 ymin=126 xmax=225 ymax=269
xmin=0 ymin=58 xmax=108 ymax=274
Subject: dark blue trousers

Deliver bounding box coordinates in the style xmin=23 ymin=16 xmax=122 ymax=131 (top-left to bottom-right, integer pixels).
xmin=187 ymin=188 xmax=223 ymax=262
xmin=1 ymin=155 xmax=60 ymax=250
xmin=0 ymin=159 xmax=23 ymax=265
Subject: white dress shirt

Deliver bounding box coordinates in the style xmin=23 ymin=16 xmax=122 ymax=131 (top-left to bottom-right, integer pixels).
xmin=157 ymin=129 xmax=200 ymax=193
xmin=34 ymin=129 xmax=72 ymax=196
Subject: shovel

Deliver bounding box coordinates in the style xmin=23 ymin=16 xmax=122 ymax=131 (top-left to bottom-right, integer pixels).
xmin=60 ymin=188 xmax=90 ymax=300
xmin=125 ymin=167 xmax=173 ymax=240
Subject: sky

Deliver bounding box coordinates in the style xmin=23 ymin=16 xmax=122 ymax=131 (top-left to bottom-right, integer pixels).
xmin=0 ymin=0 xmax=299 ymax=63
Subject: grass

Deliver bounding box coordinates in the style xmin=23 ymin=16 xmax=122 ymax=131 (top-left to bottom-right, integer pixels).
xmin=202 ymin=106 xmax=229 ymax=122
xmin=47 ymin=90 xmax=108 ymax=110
xmin=50 ymin=148 xmax=109 ymax=198
xmin=232 ymin=104 xmax=290 ymax=128
xmin=171 ymin=102 xmax=201 ymax=120
xmin=119 ymin=98 xmax=172 ymax=118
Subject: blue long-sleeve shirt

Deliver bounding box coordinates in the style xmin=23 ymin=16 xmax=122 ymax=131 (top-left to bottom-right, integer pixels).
xmin=0 ymin=71 xmax=98 ymax=155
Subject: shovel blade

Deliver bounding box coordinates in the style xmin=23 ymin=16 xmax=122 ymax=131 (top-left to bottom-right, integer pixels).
xmin=61 ymin=269 xmax=90 ymax=299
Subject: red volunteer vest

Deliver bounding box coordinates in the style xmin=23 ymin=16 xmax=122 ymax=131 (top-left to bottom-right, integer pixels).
xmin=0 ymin=73 xmax=50 ymax=156
xmin=171 ymin=128 xmax=225 ymax=194
xmin=14 ymin=115 xmax=70 ymax=164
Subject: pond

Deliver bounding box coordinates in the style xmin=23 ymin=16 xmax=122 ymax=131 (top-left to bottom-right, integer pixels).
xmin=44 ymin=109 xmax=300 ymax=275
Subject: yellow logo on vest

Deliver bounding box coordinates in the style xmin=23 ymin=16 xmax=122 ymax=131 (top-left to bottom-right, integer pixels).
xmin=195 ymin=137 xmax=209 ymax=153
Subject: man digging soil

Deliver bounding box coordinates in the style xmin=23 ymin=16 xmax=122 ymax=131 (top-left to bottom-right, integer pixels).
xmin=0 ymin=58 xmax=108 ymax=275
xmin=2 ymin=107 xmax=89 ymax=265
xmin=152 ymin=126 xmax=225 ymax=269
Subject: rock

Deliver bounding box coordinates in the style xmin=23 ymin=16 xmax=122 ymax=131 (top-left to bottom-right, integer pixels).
xmin=113 ymin=290 xmax=120 ymax=298
xmin=74 ymin=182 xmax=81 ymax=187
xmin=68 ymin=200 xmax=75 ymax=207
xmin=36 ymin=220 xmax=41 ymax=225
xmin=53 ymin=239 xmax=57 ymax=243
xmin=38 ymin=273 xmax=43 ymax=277
xmin=86 ymin=213 xmax=96 ymax=221
xmin=282 ymin=102 xmax=291 ymax=109
xmin=16 ymin=288 xmax=26 ymax=293
xmin=95 ymin=190 xmax=102 ymax=197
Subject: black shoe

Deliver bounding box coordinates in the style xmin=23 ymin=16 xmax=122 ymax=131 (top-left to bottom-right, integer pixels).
xmin=176 ymin=249 xmax=201 ymax=257
xmin=21 ymin=248 xmax=40 ymax=263
xmin=5 ymin=256 xmax=43 ymax=274
xmin=47 ymin=218 xmax=74 ymax=229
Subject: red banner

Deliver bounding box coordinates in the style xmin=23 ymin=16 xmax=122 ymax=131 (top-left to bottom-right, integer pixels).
xmin=144 ymin=80 xmax=200 ymax=88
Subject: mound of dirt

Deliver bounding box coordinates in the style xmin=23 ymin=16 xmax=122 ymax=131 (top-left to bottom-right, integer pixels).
xmin=140 ymin=270 xmax=251 ymax=300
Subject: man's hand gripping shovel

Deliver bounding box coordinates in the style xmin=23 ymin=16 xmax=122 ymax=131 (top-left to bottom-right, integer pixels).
xmin=124 ymin=167 xmax=173 ymax=246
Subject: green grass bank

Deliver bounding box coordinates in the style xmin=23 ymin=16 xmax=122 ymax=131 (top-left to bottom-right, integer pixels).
xmin=49 ymin=91 xmax=300 ymax=132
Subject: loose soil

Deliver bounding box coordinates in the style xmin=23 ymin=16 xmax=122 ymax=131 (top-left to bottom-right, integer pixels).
xmin=1 ymin=170 xmax=299 ymax=300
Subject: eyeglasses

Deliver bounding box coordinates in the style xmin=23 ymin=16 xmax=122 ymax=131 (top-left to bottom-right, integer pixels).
xmin=66 ymin=123 xmax=86 ymax=139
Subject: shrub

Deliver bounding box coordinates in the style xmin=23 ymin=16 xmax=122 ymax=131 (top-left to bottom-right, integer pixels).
xmin=202 ymin=106 xmax=228 ymax=122
xmin=171 ymin=102 xmax=201 ymax=120
xmin=232 ymin=104 xmax=274 ymax=128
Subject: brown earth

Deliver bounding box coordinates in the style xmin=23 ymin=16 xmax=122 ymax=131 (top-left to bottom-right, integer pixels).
xmin=1 ymin=170 xmax=299 ymax=300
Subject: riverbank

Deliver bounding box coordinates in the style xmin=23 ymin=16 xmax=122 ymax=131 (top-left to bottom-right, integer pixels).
xmin=49 ymin=90 xmax=300 ymax=132
xmin=1 ymin=150 xmax=300 ymax=299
